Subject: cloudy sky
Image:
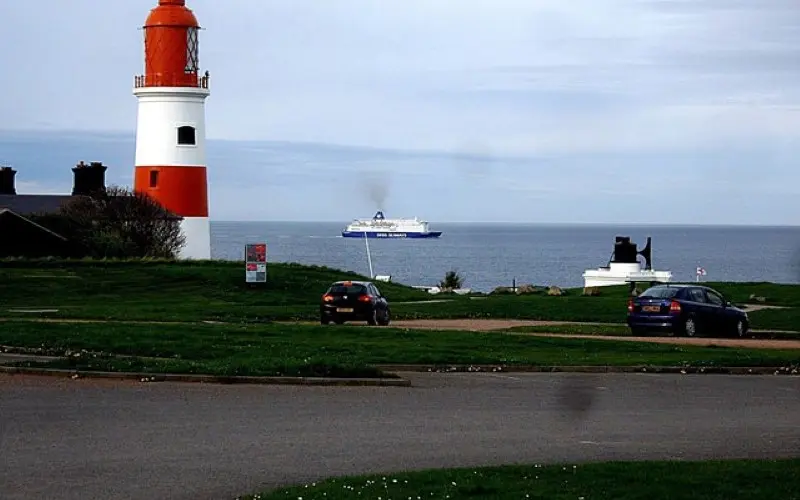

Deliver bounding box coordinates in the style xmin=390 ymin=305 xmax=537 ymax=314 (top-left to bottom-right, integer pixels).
xmin=1 ymin=0 xmax=799 ymax=224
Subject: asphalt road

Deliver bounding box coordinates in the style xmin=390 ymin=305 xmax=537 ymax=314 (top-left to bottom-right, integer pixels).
xmin=1 ymin=373 xmax=799 ymax=500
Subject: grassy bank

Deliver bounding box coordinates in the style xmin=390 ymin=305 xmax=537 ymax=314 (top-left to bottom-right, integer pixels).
xmin=239 ymin=459 xmax=800 ymax=499
xmin=2 ymin=320 xmax=799 ymax=377
xmin=0 ymin=260 xmax=798 ymax=331
xmin=0 ymin=260 xmax=432 ymax=322
xmin=509 ymin=324 xmax=800 ymax=340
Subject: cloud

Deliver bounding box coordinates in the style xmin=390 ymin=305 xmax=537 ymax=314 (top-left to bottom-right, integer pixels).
xmin=1 ymin=0 xmax=798 ymax=152
xmin=0 ymin=1 xmax=799 ymax=224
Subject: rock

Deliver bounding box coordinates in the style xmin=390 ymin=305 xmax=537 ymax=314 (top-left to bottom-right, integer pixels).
xmin=547 ymin=286 xmax=563 ymax=296
xmin=582 ymin=286 xmax=600 ymax=296
xmin=516 ymin=284 xmax=539 ymax=295
xmin=491 ymin=286 xmax=515 ymax=295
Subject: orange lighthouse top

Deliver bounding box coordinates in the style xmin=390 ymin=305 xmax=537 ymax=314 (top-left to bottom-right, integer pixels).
xmin=135 ymin=0 xmax=208 ymax=89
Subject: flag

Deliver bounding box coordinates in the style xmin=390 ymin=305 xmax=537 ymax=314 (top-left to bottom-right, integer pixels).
xmin=696 ymin=266 xmax=707 ymax=276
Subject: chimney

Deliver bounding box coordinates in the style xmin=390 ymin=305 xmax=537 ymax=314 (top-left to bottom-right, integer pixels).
xmin=72 ymin=161 xmax=107 ymax=196
xmin=0 ymin=166 xmax=16 ymax=195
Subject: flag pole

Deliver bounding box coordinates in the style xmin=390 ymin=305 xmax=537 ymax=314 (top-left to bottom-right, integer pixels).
xmin=364 ymin=231 xmax=374 ymax=278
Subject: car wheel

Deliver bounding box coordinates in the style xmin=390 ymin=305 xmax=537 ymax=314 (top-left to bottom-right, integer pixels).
xmin=378 ymin=309 xmax=391 ymax=326
xmin=320 ymin=315 xmax=330 ymax=325
xmin=684 ymin=317 xmax=697 ymax=337
xmin=367 ymin=309 xmax=378 ymax=326
xmin=735 ymin=319 xmax=748 ymax=338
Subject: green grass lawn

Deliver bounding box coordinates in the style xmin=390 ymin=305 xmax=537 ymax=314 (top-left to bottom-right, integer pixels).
xmin=748 ymin=307 xmax=800 ymax=332
xmin=241 ymin=459 xmax=800 ymax=500
xmin=509 ymin=324 xmax=800 ymax=340
xmin=0 ymin=260 xmax=798 ymax=331
xmin=2 ymin=320 xmax=798 ymax=378
xmin=0 ymin=259 xmax=432 ymax=322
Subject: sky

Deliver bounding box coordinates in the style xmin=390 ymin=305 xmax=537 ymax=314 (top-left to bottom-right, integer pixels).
xmin=1 ymin=0 xmax=800 ymax=224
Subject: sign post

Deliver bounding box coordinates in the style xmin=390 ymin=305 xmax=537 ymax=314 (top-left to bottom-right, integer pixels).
xmin=245 ymin=243 xmax=267 ymax=284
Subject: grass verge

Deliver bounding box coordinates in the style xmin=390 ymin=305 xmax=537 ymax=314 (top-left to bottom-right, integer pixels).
xmin=1 ymin=321 xmax=798 ymax=378
xmin=0 ymin=260 xmax=433 ymax=323
xmin=508 ymin=324 xmax=800 ymax=340
xmin=240 ymin=459 xmax=800 ymax=500
xmin=0 ymin=261 xmax=798 ymax=330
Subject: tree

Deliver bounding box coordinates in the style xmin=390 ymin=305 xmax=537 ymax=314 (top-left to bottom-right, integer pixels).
xmin=32 ymin=185 xmax=185 ymax=259
xmin=439 ymin=270 xmax=464 ymax=290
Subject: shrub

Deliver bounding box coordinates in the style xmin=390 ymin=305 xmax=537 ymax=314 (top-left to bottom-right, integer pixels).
xmin=439 ymin=270 xmax=465 ymax=290
xmin=30 ymin=185 xmax=185 ymax=259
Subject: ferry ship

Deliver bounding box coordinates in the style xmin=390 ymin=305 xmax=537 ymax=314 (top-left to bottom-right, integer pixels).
xmin=341 ymin=211 xmax=443 ymax=239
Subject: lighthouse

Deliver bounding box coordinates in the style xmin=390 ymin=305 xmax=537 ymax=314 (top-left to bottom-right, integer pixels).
xmin=133 ymin=0 xmax=211 ymax=260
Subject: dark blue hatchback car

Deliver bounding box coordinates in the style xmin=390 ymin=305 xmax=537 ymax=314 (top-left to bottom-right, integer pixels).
xmin=627 ymin=284 xmax=749 ymax=338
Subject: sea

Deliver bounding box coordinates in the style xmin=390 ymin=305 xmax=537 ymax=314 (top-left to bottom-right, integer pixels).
xmin=211 ymin=222 xmax=800 ymax=292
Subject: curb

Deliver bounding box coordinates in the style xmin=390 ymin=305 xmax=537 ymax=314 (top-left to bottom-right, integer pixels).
xmin=0 ymin=366 xmax=412 ymax=387
xmin=376 ymin=364 xmax=800 ymax=376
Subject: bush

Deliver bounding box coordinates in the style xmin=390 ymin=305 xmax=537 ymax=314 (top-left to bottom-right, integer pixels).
xmin=30 ymin=185 xmax=185 ymax=259
xmin=439 ymin=270 xmax=464 ymax=290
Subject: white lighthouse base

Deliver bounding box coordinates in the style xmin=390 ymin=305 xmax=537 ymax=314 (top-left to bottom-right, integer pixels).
xmin=583 ymin=262 xmax=672 ymax=288
xmin=178 ymin=216 xmax=211 ymax=260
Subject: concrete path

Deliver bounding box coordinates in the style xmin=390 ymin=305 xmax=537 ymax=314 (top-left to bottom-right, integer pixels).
xmin=0 ymin=353 xmax=60 ymax=365
xmin=1 ymin=372 xmax=798 ymax=500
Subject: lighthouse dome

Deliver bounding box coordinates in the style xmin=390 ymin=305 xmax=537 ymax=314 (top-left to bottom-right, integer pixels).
xmin=144 ymin=0 xmax=200 ymax=28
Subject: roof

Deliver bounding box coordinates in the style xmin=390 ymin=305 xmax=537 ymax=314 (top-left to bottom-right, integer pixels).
xmin=0 ymin=209 xmax=68 ymax=241
xmin=0 ymin=194 xmax=74 ymax=216
xmin=0 ymin=193 xmax=182 ymax=220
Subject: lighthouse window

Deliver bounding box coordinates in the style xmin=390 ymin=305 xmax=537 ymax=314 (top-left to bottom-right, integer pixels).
xmin=149 ymin=170 xmax=159 ymax=188
xmin=177 ymin=126 xmax=196 ymax=145
xmin=185 ymin=27 xmax=199 ymax=73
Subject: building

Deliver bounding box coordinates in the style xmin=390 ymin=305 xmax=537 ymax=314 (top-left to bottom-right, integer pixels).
xmin=0 ymin=162 xmax=108 ymax=257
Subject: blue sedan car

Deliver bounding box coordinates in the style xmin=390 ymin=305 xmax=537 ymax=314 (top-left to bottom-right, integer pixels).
xmin=626 ymin=284 xmax=749 ymax=338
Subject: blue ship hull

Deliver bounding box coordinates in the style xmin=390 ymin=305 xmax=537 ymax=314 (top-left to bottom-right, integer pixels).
xmin=342 ymin=231 xmax=443 ymax=239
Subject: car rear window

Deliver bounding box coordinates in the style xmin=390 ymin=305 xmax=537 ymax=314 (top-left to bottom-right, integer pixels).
xmin=640 ymin=286 xmax=681 ymax=299
xmin=328 ymin=284 xmax=367 ymax=294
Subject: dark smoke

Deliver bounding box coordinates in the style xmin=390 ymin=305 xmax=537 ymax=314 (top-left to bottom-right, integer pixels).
xmin=360 ymin=171 xmax=390 ymax=210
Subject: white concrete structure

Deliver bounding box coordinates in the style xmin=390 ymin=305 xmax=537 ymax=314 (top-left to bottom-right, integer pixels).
xmin=583 ymin=262 xmax=673 ymax=288
xmin=582 ymin=236 xmax=673 ymax=288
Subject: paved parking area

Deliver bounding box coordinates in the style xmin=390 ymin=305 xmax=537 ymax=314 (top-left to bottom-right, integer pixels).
xmin=1 ymin=372 xmax=799 ymax=500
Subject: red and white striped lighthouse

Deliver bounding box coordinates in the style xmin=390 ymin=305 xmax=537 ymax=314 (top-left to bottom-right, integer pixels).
xmin=133 ymin=0 xmax=211 ymax=260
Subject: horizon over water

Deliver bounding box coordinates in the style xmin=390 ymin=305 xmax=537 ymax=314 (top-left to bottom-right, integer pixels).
xmin=210 ymin=221 xmax=800 ymax=292
xmin=212 ymin=215 xmax=800 ymax=228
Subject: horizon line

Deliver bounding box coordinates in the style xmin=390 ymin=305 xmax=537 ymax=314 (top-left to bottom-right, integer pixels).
xmin=210 ymin=220 xmax=800 ymax=228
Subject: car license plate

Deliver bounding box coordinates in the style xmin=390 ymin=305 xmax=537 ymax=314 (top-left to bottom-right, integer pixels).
xmin=336 ymin=308 xmax=354 ymax=313
xmin=642 ymin=305 xmax=660 ymax=312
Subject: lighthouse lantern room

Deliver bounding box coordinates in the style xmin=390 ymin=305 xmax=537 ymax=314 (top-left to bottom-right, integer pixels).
xmin=133 ymin=0 xmax=211 ymax=260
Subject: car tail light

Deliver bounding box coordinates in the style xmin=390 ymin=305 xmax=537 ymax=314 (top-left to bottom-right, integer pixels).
xmin=669 ymin=300 xmax=681 ymax=314
xmin=322 ymin=294 xmax=334 ymax=302
xmin=627 ymin=299 xmax=634 ymax=312
xmin=358 ymin=295 xmax=371 ymax=303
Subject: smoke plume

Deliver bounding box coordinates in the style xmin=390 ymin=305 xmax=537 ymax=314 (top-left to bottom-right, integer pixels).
xmin=361 ymin=171 xmax=390 ymax=210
